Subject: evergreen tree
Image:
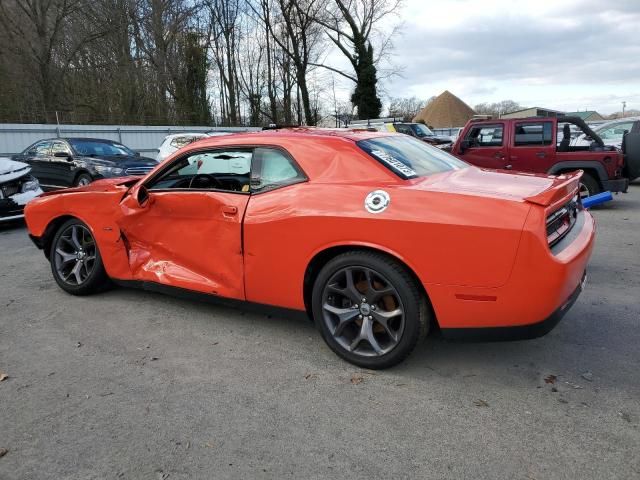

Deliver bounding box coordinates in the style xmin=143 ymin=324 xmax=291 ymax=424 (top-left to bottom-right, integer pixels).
xmin=351 ymin=43 xmax=382 ymax=120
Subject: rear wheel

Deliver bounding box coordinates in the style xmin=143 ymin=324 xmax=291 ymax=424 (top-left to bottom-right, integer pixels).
xmin=312 ymin=251 xmax=429 ymax=369
xmin=579 ymin=173 xmax=601 ymax=199
xmin=50 ymin=219 xmax=110 ymax=295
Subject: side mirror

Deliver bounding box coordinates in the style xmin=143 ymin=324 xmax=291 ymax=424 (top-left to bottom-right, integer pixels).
xmin=136 ymin=185 xmax=150 ymax=207
xmin=135 ymin=151 xmax=141 ymax=157
xmin=459 ymin=139 xmax=470 ymax=153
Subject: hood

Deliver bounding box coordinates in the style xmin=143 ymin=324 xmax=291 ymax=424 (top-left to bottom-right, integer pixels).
xmin=408 ymin=166 xmax=576 ymax=205
xmin=38 ymin=176 xmax=138 ymax=198
xmin=0 ymin=157 xmax=31 ymax=182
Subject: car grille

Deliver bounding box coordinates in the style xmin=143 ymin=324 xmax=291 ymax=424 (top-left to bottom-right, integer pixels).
xmin=546 ymin=197 xmax=580 ymax=247
xmin=125 ymin=166 xmax=154 ymax=176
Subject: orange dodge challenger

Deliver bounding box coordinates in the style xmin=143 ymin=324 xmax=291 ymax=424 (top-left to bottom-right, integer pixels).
xmin=24 ymin=129 xmax=595 ymax=368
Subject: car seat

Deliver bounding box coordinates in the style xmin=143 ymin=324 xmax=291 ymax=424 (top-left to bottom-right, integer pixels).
xmin=558 ymin=124 xmax=571 ymax=152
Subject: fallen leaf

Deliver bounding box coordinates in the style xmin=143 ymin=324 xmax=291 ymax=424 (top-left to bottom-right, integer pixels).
xmin=350 ymin=375 xmax=364 ymax=385
xmin=544 ymin=374 xmax=557 ymax=384
xmin=618 ymin=411 xmax=632 ymax=423
xmin=0 ymin=372 xmax=8 ymax=382
xmin=304 ymin=373 xmax=316 ymax=380
xmin=473 ymin=399 xmax=489 ymax=407
xmin=151 ymin=357 xmax=159 ymax=361
xmin=580 ymin=371 xmax=594 ymax=382
xmin=0 ymin=448 xmax=7 ymax=458
xmin=565 ymin=381 xmax=583 ymax=389
xmin=205 ymin=441 xmax=215 ymax=448
xmin=76 ymin=342 xmax=82 ymax=348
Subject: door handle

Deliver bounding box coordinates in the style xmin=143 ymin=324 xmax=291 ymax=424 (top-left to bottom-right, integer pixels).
xmin=494 ymin=152 xmax=504 ymax=159
xmin=536 ymin=152 xmax=546 ymax=158
xmin=222 ymin=205 xmax=238 ymax=216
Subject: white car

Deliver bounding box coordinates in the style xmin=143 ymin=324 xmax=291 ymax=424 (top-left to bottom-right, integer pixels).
xmin=156 ymin=132 xmax=233 ymax=162
xmin=0 ymin=157 xmax=43 ymax=222
xmin=572 ymin=116 xmax=640 ymax=149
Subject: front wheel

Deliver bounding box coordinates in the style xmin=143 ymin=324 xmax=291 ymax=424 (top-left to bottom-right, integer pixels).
xmin=75 ymin=173 xmax=92 ymax=187
xmin=312 ymin=251 xmax=430 ymax=369
xmin=579 ymin=173 xmax=601 ymax=199
xmin=50 ymin=219 xmax=110 ymax=295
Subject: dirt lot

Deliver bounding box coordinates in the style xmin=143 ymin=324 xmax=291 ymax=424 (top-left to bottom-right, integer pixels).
xmin=1 ymin=185 xmax=639 ymax=480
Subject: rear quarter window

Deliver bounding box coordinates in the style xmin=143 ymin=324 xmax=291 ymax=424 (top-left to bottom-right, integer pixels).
xmin=357 ymin=135 xmax=468 ymax=179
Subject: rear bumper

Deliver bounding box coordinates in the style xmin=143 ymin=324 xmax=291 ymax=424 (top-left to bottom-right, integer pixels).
xmin=425 ymin=208 xmax=595 ymax=331
xmin=603 ymin=178 xmax=629 ymax=193
xmin=441 ymin=271 xmax=585 ymax=341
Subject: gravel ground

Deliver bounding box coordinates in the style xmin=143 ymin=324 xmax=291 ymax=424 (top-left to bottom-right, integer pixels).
xmin=1 ymin=185 xmax=639 ymax=480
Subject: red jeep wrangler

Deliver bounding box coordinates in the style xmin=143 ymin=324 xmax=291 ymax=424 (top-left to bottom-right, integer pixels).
xmin=452 ymin=116 xmax=638 ymax=197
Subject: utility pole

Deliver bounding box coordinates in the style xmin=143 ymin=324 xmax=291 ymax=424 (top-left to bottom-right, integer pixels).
xmin=622 ymin=101 xmax=626 ymax=117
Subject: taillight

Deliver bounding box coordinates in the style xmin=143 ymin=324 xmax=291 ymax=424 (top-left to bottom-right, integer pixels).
xmin=546 ymin=196 xmax=580 ymax=247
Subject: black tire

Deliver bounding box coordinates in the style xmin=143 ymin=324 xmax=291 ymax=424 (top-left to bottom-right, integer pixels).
xmin=49 ymin=218 xmax=110 ymax=295
xmin=74 ymin=173 xmax=92 ymax=187
xmin=311 ymin=251 xmax=430 ymax=369
xmin=579 ymin=173 xmax=601 ymax=198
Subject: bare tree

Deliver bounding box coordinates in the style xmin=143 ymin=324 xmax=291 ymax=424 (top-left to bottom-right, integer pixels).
xmin=313 ymin=0 xmax=402 ymax=118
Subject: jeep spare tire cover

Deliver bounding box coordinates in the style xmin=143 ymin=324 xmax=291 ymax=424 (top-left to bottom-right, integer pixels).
xmin=624 ymin=132 xmax=640 ymax=181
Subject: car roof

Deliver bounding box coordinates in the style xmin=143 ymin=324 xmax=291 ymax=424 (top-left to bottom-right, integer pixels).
xmin=59 ymin=137 xmax=124 ymax=144
xmin=593 ymin=116 xmax=640 ymax=129
xmin=193 ymin=128 xmax=395 ymax=144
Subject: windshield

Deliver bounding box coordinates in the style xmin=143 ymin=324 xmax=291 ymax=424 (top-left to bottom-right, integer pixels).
xmin=70 ymin=140 xmax=136 ymax=156
xmin=357 ymin=135 xmax=468 ymax=179
xmin=410 ymin=124 xmax=435 ymax=138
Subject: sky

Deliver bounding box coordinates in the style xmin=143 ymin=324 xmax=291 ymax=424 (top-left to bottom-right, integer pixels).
xmin=326 ymin=0 xmax=640 ymax=115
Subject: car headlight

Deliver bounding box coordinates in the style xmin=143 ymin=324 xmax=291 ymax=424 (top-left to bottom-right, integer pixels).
xmin=94 ymin=165 xmax=124 ymax=176
xmin=21 ymin=176 xmax=40 ymax=193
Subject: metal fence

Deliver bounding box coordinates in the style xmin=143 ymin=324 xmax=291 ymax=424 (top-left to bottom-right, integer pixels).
xmin=0 ymin=124 xmax=260 ymax=157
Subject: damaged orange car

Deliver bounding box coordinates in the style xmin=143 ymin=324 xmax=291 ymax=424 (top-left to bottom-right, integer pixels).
xmin=24 ymin=130 xmax=595 ymax=368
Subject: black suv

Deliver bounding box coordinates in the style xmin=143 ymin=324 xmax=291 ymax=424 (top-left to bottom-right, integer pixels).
xmin=12 ymin=138 xmax=158 ymax=188
xmin=392 ymin=123 xmax=452 ymax=146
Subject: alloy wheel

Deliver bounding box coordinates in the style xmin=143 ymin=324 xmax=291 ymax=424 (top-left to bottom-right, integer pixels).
xmin=54 ymin=224 xmax=97 ymax=286
xmin=579 ymin=182 xmax=591 ymax=199
xmin=321 ymin=266 xmax=405 ymax=357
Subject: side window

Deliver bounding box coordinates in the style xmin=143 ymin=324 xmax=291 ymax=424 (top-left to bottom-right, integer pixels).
xmin=148 ymin=149 xmax=252 ymax=192
xmin=51 ymin=141 xmax=71 ymax=156
xmin=598 ymin=122 xmax=634 ymax=141
xmin=514 ymin=122 xmax=553 ymax=146
xmin=28 ymin=141 xmax=52 ymax=155
xmin=170 ymin=135 xmax=202 ymax=149
xmin=250 ymin=148 xmax=306 ymax=193
xmin=394 ymin=124 xmax=412 ymax=135
xmin=466 ymin=125 xmax=504 ymax=147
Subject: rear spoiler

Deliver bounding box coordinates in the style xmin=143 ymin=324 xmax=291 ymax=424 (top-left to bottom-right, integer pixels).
xmin=524 ymin=171 xmax=582 ymax=207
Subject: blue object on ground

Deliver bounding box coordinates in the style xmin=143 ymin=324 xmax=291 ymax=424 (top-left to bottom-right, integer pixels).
xmin=583 ymin=191 xmax=613 ymax=209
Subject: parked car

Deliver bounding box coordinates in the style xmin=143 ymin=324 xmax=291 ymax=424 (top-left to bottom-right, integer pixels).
xmin=11 ymin=138 xmax=158 ymax=189
xmin=157 ymin=132 xmax=233 ymax=162
xmin=388 ymin=123 xmax=453 ymax=146
xmin=451 ymin=116 xmax=640 ymax=197
xmin=0 ymin=157 xmax=43 ymax=222
xmin=573 ymin=116 xmax=640 ymax=150
xmin=25 ymin=129 xmax=594 ymax=369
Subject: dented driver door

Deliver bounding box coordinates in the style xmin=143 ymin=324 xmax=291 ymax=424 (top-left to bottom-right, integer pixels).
xmin=116 ymin=149 xmax=252 ymax=300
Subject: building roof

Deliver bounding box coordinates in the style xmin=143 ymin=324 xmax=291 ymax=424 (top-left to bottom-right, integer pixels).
xmin=412 ymin=91 xmax=476 ymax=128
xmin=564 ymin=111 xmax=604 ymax=121
xmin=501 ymin=106 xmax=564 ymax=116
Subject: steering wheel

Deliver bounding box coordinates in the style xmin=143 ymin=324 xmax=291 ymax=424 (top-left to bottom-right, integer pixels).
xmin=188 ymin=173 xmax=224 ymax=190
